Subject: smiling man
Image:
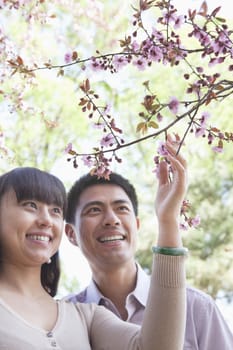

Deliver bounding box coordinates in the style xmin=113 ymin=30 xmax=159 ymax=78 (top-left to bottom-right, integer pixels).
xmin=65 ymin=172 xmax=141 ymax=320
xmin=65 ymin=170 xmax=233 ymax=349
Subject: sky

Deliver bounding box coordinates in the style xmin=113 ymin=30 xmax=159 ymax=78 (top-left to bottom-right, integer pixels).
xmin=55 ymin=0 xmax=233 ymax=329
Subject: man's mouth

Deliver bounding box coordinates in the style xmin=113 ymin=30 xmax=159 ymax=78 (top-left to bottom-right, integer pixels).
xmin=98 ymin=235 xmax=125 ymax=243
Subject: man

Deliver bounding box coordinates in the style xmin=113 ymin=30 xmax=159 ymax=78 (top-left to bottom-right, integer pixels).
xmin=65 ymin=151 xmax=233 ymax=349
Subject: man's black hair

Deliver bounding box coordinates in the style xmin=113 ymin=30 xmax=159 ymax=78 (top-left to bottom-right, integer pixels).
xmin=66 ymin=172 xmax=138 ymax=224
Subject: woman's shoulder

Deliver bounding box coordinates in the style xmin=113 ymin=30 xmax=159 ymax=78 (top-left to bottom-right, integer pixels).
xmin=57 ymin=299 xmax=101 ymax=319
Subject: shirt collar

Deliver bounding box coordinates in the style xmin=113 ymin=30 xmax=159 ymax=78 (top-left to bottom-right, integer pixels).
xmin=85 ymin=262 xmax=150 ymax=307
xmin=85 ymin=279 xmax=103 ymax=304
xmin=130 ymin=262 xmax=150 ymax=307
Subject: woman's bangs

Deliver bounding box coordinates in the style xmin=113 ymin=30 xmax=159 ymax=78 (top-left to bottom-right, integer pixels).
xmin=12 ymin=168 xmax=66 ymax=213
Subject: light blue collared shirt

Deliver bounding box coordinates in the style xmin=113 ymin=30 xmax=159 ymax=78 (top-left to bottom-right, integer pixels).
xmin=67 ymin=263 xmax=233 ymax=350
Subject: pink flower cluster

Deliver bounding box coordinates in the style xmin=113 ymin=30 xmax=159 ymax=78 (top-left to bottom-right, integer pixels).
xmin=194 ymin=111 xmax=210 ymax=137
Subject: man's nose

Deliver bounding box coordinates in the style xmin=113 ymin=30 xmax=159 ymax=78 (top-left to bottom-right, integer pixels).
xmin=103 ymin=209 xmax=120 ymax=226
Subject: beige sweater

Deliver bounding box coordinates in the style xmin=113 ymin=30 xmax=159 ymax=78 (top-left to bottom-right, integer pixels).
xmin=0 ymin=254 xmax=186 ymax=350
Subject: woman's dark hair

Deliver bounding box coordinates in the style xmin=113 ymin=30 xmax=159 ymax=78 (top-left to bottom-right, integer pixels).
xmin=0 ymin=167 xmax=67 ymax=297
xmin=41 ymin=251 xmax=60 ymax=297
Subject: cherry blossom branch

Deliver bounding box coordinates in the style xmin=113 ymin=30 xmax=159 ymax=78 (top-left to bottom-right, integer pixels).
xmin=1 ymin=0 xmax=233 ymax=228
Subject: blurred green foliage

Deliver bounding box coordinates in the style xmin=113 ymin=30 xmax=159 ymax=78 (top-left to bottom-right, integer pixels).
xmin=0 ymin=0 xmax=232 ymax=300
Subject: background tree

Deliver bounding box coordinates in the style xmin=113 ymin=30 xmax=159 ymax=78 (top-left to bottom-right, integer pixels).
xmin=0 ymin=0 xmax=232 ymax=306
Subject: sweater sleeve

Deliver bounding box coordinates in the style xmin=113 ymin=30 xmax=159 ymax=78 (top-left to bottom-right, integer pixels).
xmin=87 ymin=254 xmax=186 ymax=350
xmin=140 ymin=254 xmax=186 ymax=350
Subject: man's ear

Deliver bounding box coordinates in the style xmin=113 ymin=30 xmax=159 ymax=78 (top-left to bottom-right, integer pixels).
xmin=65 ymin=223 xmax=79 ymax=247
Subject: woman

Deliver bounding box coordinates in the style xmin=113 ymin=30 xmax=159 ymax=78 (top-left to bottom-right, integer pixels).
xmin=0 ymin=141 xmax=187 ymax=349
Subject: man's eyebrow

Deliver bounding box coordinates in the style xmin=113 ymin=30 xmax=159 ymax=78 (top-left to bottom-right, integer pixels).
xmin=82 ymin=200 xmax=103 ymax=211
xmin=82 ymin=199 xmax=131 ymax=210
xmin=112 ymin=199 xmax=131 ymax=205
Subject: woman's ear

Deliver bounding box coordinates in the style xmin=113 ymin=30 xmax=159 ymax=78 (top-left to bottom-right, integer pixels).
xmin=65 ymin=223 xmax=79 ymax=247
xmin=136 ymin=217 xmax=140 ymax=230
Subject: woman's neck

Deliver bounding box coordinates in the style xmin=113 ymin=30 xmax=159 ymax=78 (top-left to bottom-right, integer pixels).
xmin=0 ymin=263 xmax=44 ymax=298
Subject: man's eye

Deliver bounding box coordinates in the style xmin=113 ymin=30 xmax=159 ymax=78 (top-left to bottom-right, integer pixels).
xmin=90 ymin=207 xmax=100 ymax=212
xmin=87 ymin=207 xmax=101 ymax=214
xmin=118 ymin=206 xmax=129 ymax=211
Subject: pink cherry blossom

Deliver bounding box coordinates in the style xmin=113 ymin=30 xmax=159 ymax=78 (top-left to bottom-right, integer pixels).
xmin=100 ymin=133 xmax=115 ymax=147
xmin=157 ymin=141 xmax=168 ymax=156
xmin=212 ymin=146 xmax=224 ymax=153
xmin=82 ymin=155 xmax=93 ymax=167
xmin=93 ymin=122 xmax=105 ymax=129
xmin=157 ymin=113 xmax=163 ymax=122
xmin=200 ymin=111 xmax=210 ymax=125
xmin=168 ymin=96 xmax=179 ymax=114
xmin=89 ymin=58 xmax=102 ymax=72
xmin=148 ymin=46 xmax=163 ymax=62
xmin=174 ymin=15 xmax=185 ymax=29
xmin=190 ymin=215 xmax=201 ymax=228
xmin=64 ymin=52 xmax=72 ymax=64
xmin=112 ymin=55 xmax=128 ymax=71
xmin=133 ymin=57 xmax=147 ymax=71
xmin=64 ymin=142 xmax=73 ymax=153
xmin=103 ymin=104 xmax=111 ymax=115
xmin=180 ymin=223 xmax=189 ymax=231
xmin=195 ymin=126 xmax=206 ymax=137
xmin=131 ymin=40 xmax=140 ymax=51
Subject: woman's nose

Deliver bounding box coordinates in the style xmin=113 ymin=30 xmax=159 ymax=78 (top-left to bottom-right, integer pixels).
xmin=37 ymin=208 xmax=53 ymax=227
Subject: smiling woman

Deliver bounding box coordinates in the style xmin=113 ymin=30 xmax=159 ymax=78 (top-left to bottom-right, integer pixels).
xmin=0 ymin=155 xmax=189 ymax=349
xmin=0 ymin=167 xmax=66 ymax=297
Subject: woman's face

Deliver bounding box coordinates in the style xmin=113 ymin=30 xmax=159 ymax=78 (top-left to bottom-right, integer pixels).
xmin=0 ymin=189 xmax=64 ymax=267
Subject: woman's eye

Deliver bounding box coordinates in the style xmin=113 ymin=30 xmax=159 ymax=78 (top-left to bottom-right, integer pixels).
xmin=53 ymin=207 xmax=63 ymax=215
xmin=23 ymin=201 xmax=37 ymax=209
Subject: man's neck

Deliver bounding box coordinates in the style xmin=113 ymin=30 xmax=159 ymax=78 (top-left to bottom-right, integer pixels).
xmin=91 ymin=260 xmax=137 ymax=320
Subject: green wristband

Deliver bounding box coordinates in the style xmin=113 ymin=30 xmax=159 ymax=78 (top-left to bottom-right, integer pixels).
xmin=152 ymin=246 xmax=189 ymax=256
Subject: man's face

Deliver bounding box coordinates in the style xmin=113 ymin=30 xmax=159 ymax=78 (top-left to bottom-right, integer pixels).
xmin=72 ymin=184 xmax=139 ymax=271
